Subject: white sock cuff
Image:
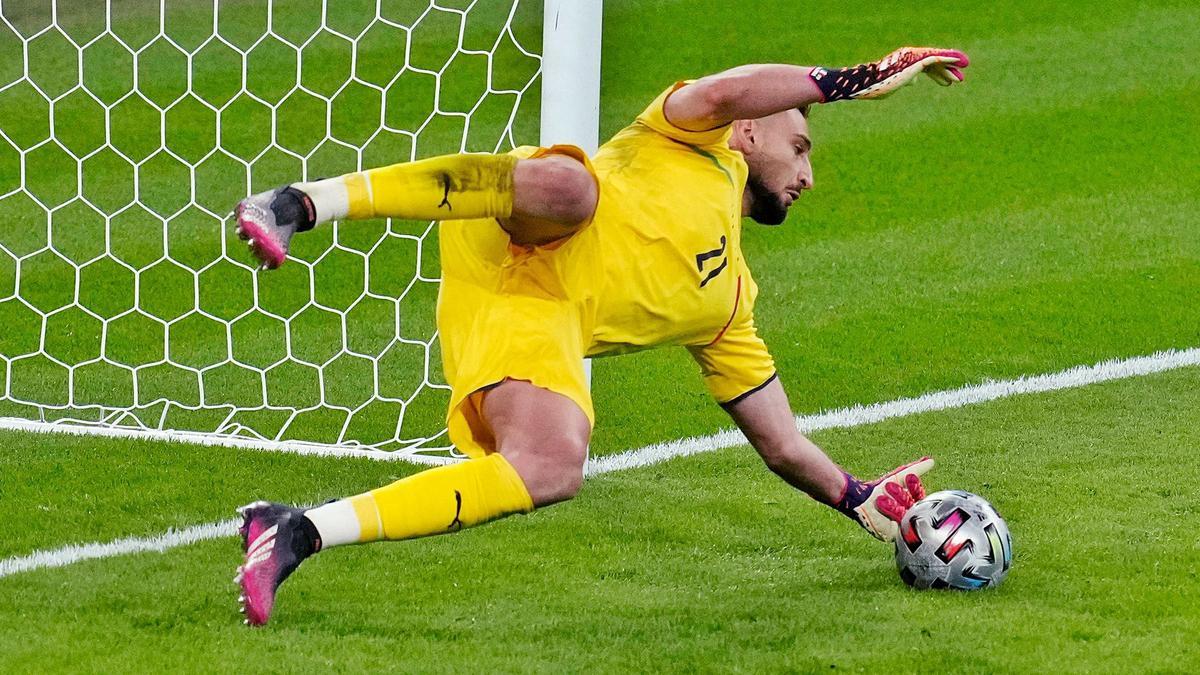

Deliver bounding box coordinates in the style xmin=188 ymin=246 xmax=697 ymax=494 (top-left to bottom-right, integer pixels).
xmin=293 ymin=177 xmax=351 ymax=225
xmin=304 ymin=499 xmax=361 ymax=549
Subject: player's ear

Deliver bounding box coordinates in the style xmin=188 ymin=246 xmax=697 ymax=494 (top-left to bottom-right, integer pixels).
xmin=730 ymin=119 xmax=756 ymax=154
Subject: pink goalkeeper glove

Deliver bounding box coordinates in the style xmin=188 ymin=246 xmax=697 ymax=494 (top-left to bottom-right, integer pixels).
xmin=809 ymin=48 xmax=969 ymax=102
xmin=835 ymin=457 xmax=934 ymax=541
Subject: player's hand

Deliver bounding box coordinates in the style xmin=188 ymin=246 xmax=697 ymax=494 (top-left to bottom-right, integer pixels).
xmin=810 ymin=48 xmax=969 ymax=103
xmin=845 ymin=457 xmax=933 ymax=542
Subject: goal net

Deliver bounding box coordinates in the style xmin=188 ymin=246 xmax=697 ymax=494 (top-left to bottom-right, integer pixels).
xmin=0 ymin=0 xmax=596 ymax=461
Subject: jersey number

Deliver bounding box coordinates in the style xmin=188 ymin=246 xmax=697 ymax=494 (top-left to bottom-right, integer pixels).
xmin=695 ymin=236 xmax=728 ymax=288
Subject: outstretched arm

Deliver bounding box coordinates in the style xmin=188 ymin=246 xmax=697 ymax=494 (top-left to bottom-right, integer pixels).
xmin=725 ymin=375 xmax=846 ymax=499
xmin=723 ymin=375 xmax=932 ymax=541
xmin=664 ymin=47 xmax=969 ymax=131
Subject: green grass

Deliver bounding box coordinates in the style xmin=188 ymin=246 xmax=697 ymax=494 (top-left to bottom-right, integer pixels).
xmin=591 ymin=0 xmax=1200 ymax=452
xmin=1 ymin=0 xmax=1197 ymax=453
xmin=3 ymin=369 xmax=1199 ymax=672
xmin=1 ymin=0 xmax=1199 ymax=671
xmin=0 ymin=0 xmax=541 ymax=448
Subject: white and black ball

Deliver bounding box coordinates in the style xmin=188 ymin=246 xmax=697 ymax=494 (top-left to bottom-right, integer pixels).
xmin=895 ymin=490 xmax=1012 ymax=590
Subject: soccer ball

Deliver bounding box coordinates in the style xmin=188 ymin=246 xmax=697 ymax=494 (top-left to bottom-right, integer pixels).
xmin=895 ymin=490 xmax=1012 ymax=590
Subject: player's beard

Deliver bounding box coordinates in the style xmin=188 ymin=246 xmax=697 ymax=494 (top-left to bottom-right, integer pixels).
xmin=746 ymin=174 xmax=789 ymax=225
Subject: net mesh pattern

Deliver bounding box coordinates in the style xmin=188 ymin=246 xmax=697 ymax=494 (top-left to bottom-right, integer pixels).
xmin=0 ymin=0 xmax=542 ymax=458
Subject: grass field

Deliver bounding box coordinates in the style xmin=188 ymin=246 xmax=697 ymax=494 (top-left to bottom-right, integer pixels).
xmin=2 ymin=0 xmax=1199 ymax=672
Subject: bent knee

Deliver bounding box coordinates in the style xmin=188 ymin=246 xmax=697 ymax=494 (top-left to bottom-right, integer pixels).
xmin=500 ymin=432 xmax=588 ymax=506
xmin=513 ymin=155 xmax=597 ymax=227
xmin=532 ymin=156 xmax=597 ymax=217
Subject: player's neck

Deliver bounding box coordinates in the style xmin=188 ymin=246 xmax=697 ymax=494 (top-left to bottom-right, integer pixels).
xmin=741 ymin=187 xmax=753 ymax=218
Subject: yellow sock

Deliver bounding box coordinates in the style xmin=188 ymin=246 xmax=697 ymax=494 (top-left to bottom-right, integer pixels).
xmin=294 ymin=153 xmax=518 ymax=224
xmin=303 ymin=453 xmax=534 ymax=548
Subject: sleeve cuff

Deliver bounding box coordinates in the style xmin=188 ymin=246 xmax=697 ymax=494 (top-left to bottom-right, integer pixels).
xmin=718 ymin=372 xmax=778 ymax=408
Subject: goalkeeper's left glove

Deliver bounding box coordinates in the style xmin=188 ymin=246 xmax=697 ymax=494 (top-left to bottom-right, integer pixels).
xmin=834 ymin=456 xmax=934 ymax=541
xmin=809 ymin=47 xmax=969 ymax=102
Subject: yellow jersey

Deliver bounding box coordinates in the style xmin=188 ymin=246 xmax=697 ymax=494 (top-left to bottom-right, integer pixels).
xmin=438 ymin=82 xmax=776 ymax=456
xmin=589 ymin=82 xmax=753 ymax=353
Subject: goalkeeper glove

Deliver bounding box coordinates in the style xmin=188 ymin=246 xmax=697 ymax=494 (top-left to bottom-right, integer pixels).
xmin=835 ymin=456 xmax=934 ymax=541
xmin=809 ymin=47 xmax=969 ymax=102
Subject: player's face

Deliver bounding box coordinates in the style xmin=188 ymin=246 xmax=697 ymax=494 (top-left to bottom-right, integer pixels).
xmin=742 ymin=109 xmax=813 ymax=225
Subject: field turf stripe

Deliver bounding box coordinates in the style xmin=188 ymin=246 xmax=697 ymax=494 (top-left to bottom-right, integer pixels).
xmin=588 ymin=346 xmax=1200 ymax=474
xmin=2 ymin=345 xmax=1196 ymax=581
xmin=0 ymin=519 xmax=238 ymax=580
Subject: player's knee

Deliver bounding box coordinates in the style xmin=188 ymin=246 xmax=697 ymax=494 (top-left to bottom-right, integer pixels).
xmin=553 ymin=161 xmax=598 ymax=226
xmin=539 ymin=431 xmax=588 ymax=503
xmin=502 ymin=430 xmax=588 ymax=506
xmin=516 ymin=156 xmax=597 ymax=227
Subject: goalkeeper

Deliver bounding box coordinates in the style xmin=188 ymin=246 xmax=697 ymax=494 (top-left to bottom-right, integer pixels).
xmin=232 ymin=47 xmax=969 ymax=626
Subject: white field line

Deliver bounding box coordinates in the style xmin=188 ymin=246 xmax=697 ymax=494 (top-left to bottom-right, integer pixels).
xmin=0 ymin=519 xmax=239 ymax=579
xmin=586 ymin=346 xmax=1200 ymax=475
xmin=0 ymin=421 xmax=458 ymax=466
xmin=1 ymin=346 xmax=1197 ymax=580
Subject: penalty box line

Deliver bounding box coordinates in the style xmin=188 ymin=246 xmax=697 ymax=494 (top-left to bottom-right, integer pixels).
xmin=1 ymin=346 xmax=1198 ymax=580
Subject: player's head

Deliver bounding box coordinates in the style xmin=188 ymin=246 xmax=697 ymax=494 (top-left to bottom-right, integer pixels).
xmin=729 ymin=107 xmax=813 ymax=225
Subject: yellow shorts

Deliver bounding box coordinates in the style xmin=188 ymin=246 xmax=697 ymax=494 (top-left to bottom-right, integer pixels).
xmin=436 ymin=145 xmax=599 ymax=458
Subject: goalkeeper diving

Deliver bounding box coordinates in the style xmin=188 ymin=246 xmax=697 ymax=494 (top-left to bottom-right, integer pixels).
xmin=232 ymin=47 xmax=970 ymax=626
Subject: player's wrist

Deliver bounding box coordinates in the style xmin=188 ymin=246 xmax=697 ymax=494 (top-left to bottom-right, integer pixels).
xmin=831 ymin=470 xmax=872 ymax=517
xmin=807 ymin=64 xmax=876 ymax=104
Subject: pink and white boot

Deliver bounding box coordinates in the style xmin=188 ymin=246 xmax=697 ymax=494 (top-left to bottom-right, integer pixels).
xmin=233 ymin=186 xmax=316 ymax=270
xmin=235 ymin=501 xmax=320 ymax=626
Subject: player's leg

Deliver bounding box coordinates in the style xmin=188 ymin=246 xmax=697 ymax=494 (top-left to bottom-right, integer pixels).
xmin=301 ymin=381 xmax=588 ymax=545
xmin=236 ymin=380 xmax=589 ymax=626
xmin=235 ymin=448 xmax=536 ymax=626
xmin=480 ymin=379 xmax=591 ymax=506
xmin=234 ymin=152 xmax=596 ymax=268
xmin=503 ymin=156 xmax=599 ymax=246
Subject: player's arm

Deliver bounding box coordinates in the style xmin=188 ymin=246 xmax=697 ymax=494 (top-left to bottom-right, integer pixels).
xmin=664 ymin=47 xmax=969 ymax=131
xmin=723 ymin=376 xmax=932 ymax=542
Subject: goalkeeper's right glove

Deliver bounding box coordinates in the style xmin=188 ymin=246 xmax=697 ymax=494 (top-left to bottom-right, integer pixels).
xmin=809 ymin=47 xmax=969 ymax=102
xmin=834 ymin=456 xmax=934 ymax=542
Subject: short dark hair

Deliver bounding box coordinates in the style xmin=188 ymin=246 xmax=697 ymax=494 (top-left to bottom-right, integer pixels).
xmin=797 ymin=104 xmax=811 ymax=118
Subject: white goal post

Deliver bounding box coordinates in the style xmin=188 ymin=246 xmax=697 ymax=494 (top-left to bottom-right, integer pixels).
xmin=0 ymin=0 xmax=602 ymax=462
